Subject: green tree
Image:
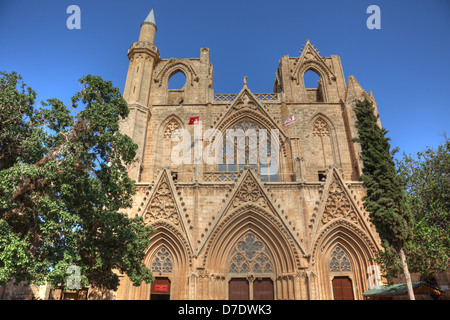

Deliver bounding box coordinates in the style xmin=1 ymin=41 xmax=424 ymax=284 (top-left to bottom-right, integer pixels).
xmin=0 ymin=71 xmax=154 ymax=291
xmin=353 ymin=98 xmax=415 ymax=299
xmin=396 ymin=138 xmax=449 ymax=279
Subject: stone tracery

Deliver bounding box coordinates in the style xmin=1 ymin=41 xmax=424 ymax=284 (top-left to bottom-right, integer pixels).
xmin=144 ymin=178 xmax=180 ymax=226
xmin=232 ymin=175 xmax=267 ymax=208
xmin=321 ymin=178 xmax=358 ymax=225
xmin=114 ymin=7 xmax=386 ymax=299
xmin=229 ymin=233 xmax=273 ymax=275
xmin=312 ymin=118 xmax=330 ymax=137
xmin=151 ymin=246 xmax=173 ymax=273
xmin=163 ymin=119 xmax=181 ymax=139
xmin=329 ymin=246 xmax=351 ymax=273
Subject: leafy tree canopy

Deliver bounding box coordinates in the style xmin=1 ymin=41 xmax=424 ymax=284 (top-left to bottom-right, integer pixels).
xmin=395 ymin=138 xmax=449 ymax=279
xmin=0 ymin=71 xmax=154 ymax=291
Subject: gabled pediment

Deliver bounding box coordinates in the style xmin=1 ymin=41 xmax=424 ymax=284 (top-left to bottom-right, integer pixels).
xmin=140 ymin=169 xmax=194 ymax=250
xmin=213 ymin=82 xmax=287 ymax=137
xmin=291 ymin=40 xmax=336 ymax=85
xmin=308 ymin=167 xmax=380 ymax=251
xmin=196 ymin=169 xmax=306 ymax=257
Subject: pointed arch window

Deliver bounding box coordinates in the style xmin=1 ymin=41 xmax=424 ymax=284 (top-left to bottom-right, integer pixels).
xmin=218 ymin=118 xmax=278 ymax=182
xmin=168 ymin=71 xmax=187 ymax=90
xmin=161 ymin=118 xmax=183 ymax=169
xmin=312 ymin=118 xmax=330 ymax=138
xmin=304 ymin=69 xmax=321 ymax=89
xmin=329 ymin=246 xmax=352 ymax=273
xmin=229 ymin=233 xmax=273 ymax=275
xmin=163 ymin=119 xmax=181 ymax=139
xmin=303 ymin=69 xmax=324 ymax=102
xmin=151 ymin=247 xmax=173 ymax=274
xmin=312 ymin=117 xmax=334 ymax=169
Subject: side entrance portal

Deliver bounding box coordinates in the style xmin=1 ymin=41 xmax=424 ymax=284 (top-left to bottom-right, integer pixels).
xmin=332 ymin=276 xmax=354 ymax=300
xmin=150 ymin=277 xmax=171 ymax=300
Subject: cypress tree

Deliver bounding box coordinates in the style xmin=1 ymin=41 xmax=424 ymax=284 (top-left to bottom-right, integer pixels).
xmin=353 ymin=98 xmax=415 ymax=299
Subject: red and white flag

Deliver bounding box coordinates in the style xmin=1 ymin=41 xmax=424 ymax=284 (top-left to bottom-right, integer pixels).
xmin=188 ymin=116 xmax=200 ymax=125
xmin=284 ymin=114 xmax=295 ymax=126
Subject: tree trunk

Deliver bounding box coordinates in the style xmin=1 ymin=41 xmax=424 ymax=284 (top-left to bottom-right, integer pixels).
xmin=398 ymin=246 xmax=415 ymax=300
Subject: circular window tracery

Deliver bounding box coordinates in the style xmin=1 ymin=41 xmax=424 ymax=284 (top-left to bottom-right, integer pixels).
xmin=151 ymin=247 xmax=173 ymax=274
xmin=228 ymin=233 xmax=273 ymax=275
xmin=329 ymin=246 xmax=351 ymax=273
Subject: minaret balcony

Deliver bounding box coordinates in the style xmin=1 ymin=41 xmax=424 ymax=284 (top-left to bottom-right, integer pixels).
xmin=127 ymin=41 xmax=159 ymax=60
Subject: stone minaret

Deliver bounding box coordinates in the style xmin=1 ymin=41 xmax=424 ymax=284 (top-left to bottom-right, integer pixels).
xmin=121 ymin=7 xmax=159 ymax=181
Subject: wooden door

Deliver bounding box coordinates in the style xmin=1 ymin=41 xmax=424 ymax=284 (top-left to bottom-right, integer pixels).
xmin=150 ymin=277 xmax=171 ymax=300
xmin=332 ymin=277 xmax=354 ymax=300
xmin=253 ymin=278 xmax=274 ymax=300
xmin=229 ymin=278 xmax=249 ymax=300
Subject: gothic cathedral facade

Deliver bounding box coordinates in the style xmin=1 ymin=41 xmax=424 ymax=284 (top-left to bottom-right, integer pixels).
xmin=116 ymin=9 xmax=383 ymax=300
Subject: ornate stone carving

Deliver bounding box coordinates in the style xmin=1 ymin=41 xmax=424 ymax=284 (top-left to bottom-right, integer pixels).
xmin=203 ymin=171 xmax=238 ymax=182
xmin=154 ymin=58 xmax=199 ymax=86
xmin=232 ymin=175 xmax=267 ymax=208
xmin=312 ymin=118 xmax=330 ymax=137
xmin=163 ymin=119 xmax=180 ymax=139
xmin=151 ymin=246 xmax=173 ymax=273
xmin=234 ymin=92 xmax=258 ymax=110
xmin=144 ymin=178 xmax=180 ymax=226
xmin=321 ymin=179 xmax=358 ymax=225
xmin=150 ymin=219 xmax=194 ymax=268
xmin=197 ymin=269 xmax=210 ymax=278
xmin=329 ymin=246 xmax=351 ymax=273
xmin=291 ymin=40 xmax=336 ymax=85
xmin=229 ymin=233 xmax=273 ymax=274
xmin=311 ymin=219 xmax=378 ymax=266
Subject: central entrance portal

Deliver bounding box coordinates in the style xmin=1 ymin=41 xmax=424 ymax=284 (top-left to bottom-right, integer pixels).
xmin=228 ymin=278 xmax=274 ymax=300
xmin=228 ymin=278 xmax=249 ymax=300
xmin=253 ymin=278 xmax=274 ymax=300
xmin=227 ymin=233 xmax=276 ymax=300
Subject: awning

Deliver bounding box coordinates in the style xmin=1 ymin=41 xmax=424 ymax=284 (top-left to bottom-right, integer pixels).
xmin=363 ymin=281 xmax=444 ymax=297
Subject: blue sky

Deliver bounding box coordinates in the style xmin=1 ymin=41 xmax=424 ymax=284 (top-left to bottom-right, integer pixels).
xmin=1 ymin=0 xmax=449 ymax=158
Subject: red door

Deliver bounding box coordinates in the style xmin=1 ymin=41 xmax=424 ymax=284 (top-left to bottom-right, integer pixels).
xmin=229 ymin=278 xmax=249 ymax=300
xmin=150 ymin=277 xmax=171 ymax=300
xmin=253 ymin=278 xmax=274 ymax=300
xmin=332 ymin=277 xmax=354 ymax=300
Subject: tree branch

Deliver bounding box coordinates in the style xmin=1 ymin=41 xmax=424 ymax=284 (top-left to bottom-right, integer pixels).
xmin=2 ymin=117 xmax=91 ymax=211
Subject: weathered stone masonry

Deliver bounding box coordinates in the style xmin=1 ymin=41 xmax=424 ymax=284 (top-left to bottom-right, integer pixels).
xmin=116 ymin=8 xmax=383 ymax=300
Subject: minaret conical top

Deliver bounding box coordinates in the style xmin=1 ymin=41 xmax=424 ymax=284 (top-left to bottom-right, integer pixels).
xmin=144 ymin=5 xmax=156 ymax=27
